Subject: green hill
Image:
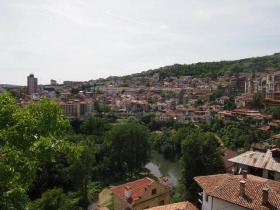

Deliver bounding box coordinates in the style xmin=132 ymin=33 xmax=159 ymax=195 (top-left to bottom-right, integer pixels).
xmin=124 ymin=53 xmax=280 ymax=80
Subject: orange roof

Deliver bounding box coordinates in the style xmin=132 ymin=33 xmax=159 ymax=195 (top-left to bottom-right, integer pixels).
xmin=269 ymin=122 xmax=279 ymax=127
xmin=194 ymin=174 xmax=280 ymax=210
xmin=224 ymin=148 xmax=238 ymax=169
xmin=272 ymin=134 xmax=280 ymax=139
xmin=111 ymin=177 xmax=155 ymax=205
xmin=218 ymin=96 xmax=229 ymax=100
xmin=264 ymin=98 xmax=280 ymax=103
xmin=146 ymin=202 xmax=198 ymax=210
xmin=258 ymin=126 xmax=271 ymax=131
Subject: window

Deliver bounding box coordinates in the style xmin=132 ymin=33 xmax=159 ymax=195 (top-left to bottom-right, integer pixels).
xmin=205 ymin=193 xmax=208 ymax=202
xmin=152 ymin=188 xmax=157 ymax=195
xmin=159 ymin=200 xmax=164 ymax=205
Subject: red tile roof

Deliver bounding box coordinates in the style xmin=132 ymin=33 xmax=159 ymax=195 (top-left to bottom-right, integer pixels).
xmin=194 ymin=174 xmax=280 ymax=210
xmin=272 ymin=133 xmax=280 ymax=139
xmin=224 ymin=148 xmax=238 ymax=169
xmin=146 ymin=202 xmax=198 ymax=210
xmin=111 ymin=177 xmax=155 ymax=206
xmin=258 ymin=126 xmax=271 ymax=131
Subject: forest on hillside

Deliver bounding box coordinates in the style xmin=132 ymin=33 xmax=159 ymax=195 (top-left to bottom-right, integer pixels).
xmin=124 ymin=53 xmax=280 ymax=80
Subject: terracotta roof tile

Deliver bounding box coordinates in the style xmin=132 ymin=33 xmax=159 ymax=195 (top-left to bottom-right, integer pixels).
xmin=111 ymin=177 xmax=155 ymax=205
xmin=224 ymin=148 xmax=238 ymax=169
xmin=272 ymin=134 xmax=280 ymax=139
xmin=146 ymin=202 xmax=198 ymax=210
xmin=194 ymin=174 xmax=280 ymax=210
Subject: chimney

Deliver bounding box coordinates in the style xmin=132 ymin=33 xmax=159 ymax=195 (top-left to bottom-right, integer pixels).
xmin=239 ymin=180 xmax=246 ymax=197
xmin=160 ymin=177 xmax=168 ymax=186
xmin=124 ymin=185 xmax=132 ymax=200
xmin=262 ymin=187 xmax=269 ymax=205
xmin=242 ymin=170 xmax=247 ymax=179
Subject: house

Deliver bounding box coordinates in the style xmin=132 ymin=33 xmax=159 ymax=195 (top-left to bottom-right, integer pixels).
xmin=146 ymin=201 xmax=198 ymax=210
xmin=111 ymin=177 xmax=171 ymax=210
xmin=194 ymin=173 xmax=280 ymax=210
xmin=235 ymin=94 xmax=253 ymax=108
xmin=215 ymin=96 xmax=229 ymax=105
xmin=223 ymin=148 xmax=238 ymax=172
xmin=229 ymin=143 xmax=280 ymax=181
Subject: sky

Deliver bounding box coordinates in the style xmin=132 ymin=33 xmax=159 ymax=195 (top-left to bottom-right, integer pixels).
xmin=0 ymin=0 xmax=280 ymax=85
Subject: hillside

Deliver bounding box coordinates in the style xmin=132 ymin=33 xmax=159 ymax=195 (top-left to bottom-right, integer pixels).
xmin=123 ymin=53 xmax=280 ymax=80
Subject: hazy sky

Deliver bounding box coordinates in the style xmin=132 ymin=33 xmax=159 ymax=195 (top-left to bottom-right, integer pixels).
xmin=1 ymin=0 xmax=280 ymax=85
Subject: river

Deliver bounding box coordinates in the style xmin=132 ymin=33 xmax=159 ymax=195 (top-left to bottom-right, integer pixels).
xmin=145 ymin=151 xmax=181 ymax=186
xmin=88 ymin=151 xmax=180 ymax=209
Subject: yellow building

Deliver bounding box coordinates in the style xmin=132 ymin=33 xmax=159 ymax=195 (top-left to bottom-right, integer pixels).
xmin=111 ymin=177 xmax=170 ymax=210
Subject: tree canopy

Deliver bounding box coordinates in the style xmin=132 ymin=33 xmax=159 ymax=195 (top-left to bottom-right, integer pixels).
xmin=80 ymin=116 xmax=111 ymax=136
xmin=106 ymin=120 xmax=151 ymax=177
xmin=0 ymin=94 xmax=81 ymax=209
xmin=124 ymin=53 xmax=280 ymax=80
xmin=180 ymin=131 xmax=225 ymax=200
xmin=26 ymin=188 xmax=81 ymax=210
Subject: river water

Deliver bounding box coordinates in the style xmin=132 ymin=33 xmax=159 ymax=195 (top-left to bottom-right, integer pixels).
xmin=88 ymin=151 xmax=180 ymax=209
xmin=145 ymin=151 xmax=181 ymax=186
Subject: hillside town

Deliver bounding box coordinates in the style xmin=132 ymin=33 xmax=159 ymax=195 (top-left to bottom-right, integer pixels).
xmin=1 ymin=68 xmax=280 ymax=209
xmin=2 ymin=0 xmax=280 ymax=209
xmin=3 ymin=69 xmax=280 ymax=126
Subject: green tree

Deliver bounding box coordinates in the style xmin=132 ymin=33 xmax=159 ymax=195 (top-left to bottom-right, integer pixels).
xmin=210 ymin=85 xmax=223 ymax=101
xmin=223 ymin=96 xmax=236 ymax=110
xmin=80 ymin=117 xmax=111 ymax=136
xmin=0 ymin=94 xmax=81 ymax=209
xmin=141 ymin=112 xmax=156 ymax=125
xmin=180 ymin=132 xmax=225 ymax=200
xmin=26 ymin=188 xmax=80 ymax=210
xmin=68 ymin=139 xmax=95 ymax=206
xmin=262 ymin=105 xmax=280 ymax=120
xmin=194 ymin=99 xmax=204 ymax=107
xmin=94 ymin=101 xmax=111 ymax=114
xmin=6 ymin=88 xmax=20 ymax=99
xmin=160 ymin=91 xmax=176 ymax=99
xmin=173 ymin=123 xmax=199 ymax=156
xmin=252 ymin=92 xmax=263 ymax=110
xmin=107 ymin=121 xmax=150 ymax=177
xmin=28 ymin=153 xmax=74 ymax=201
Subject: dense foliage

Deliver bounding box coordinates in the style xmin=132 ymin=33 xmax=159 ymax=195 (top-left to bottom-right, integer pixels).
xmin=1 ymin=92 xmax=278 ymax=209
xmin=0 ymin=94 xmax=81 ymax=210
xmin=124 ymin=53 xmax=280 ymax=80
xmin=262 ymin=105 xmax=280 ymax=120
xmin=107 ymin=118 xmax=151 ymax=177
xmin=180 ymin=131 xmax=225 ymax=200
xmin=27 ymin=188 xmax=81 ymax=210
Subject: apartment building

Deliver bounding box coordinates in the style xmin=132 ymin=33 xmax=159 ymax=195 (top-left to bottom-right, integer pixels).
xmin=27 ymin=74 xmax=38 ymax=95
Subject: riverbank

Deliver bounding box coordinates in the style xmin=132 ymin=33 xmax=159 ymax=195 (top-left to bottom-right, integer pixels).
xmin=145 ymin=151 xmax=181 ymax=186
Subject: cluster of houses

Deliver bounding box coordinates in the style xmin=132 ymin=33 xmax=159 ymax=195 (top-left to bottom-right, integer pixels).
xmin=106 ymin=142 xmax=280 ymax=210
xmin=5 ymin=69 xmax=280 ymax=126
xmin=2 ymin=71 xmax=280 ymax=209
